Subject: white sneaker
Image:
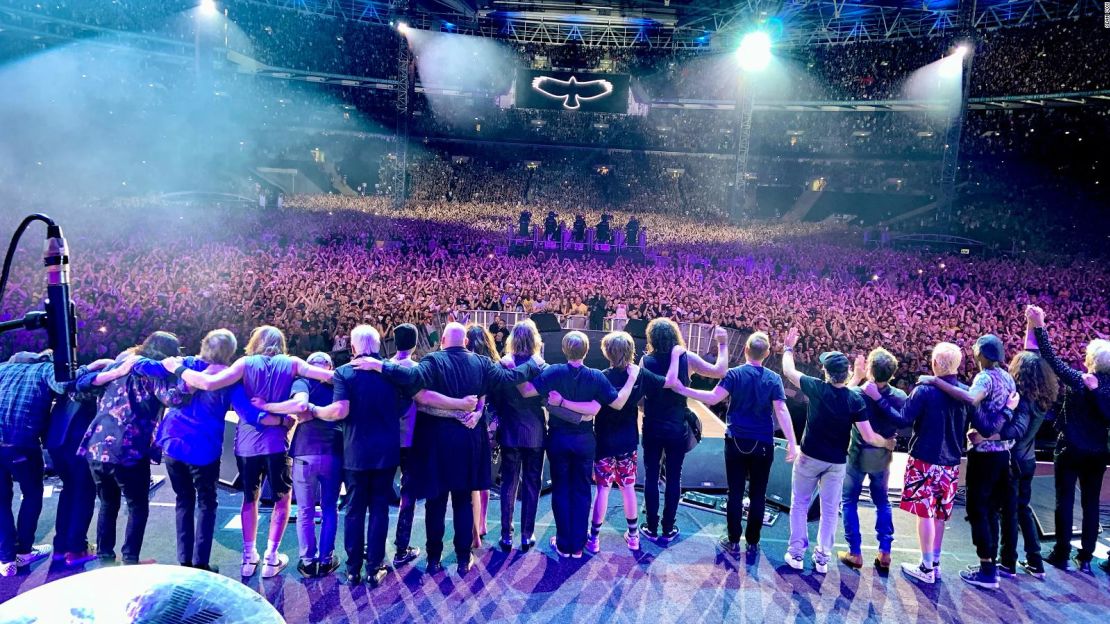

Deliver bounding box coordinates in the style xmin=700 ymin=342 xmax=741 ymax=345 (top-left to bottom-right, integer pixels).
xmin=261 ymin=552 xmax=288 ymax=578
xmin=0 ymin=562 xmax=15 ymax=577
xmin=901 ymin=561 xmax=936 ymax=584
xmin=16 ymin=545 xmax=51 ymax=567
xmin=625 ymin=531 xmax=640 ymax=551
xmin=814 ymin=558 xmax=829 ymax=574
xmin=786 ymin=553 xmax=805 ymax=570
xmin=241 ymin=550 xmax=260 ymax=577
xmin=585 ymin=535 xmax=601 ymax=555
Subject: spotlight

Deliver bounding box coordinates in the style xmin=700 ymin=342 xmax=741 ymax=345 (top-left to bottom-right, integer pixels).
xmin=954 ymin=44 xmax=970 ymax=58
xmin=396 ymin=21 xmax=410 ymax=34
xmin=199 ymin=0 xmax=217 ymax=15
xmin=737 ymin=31 xmax=772 ymax=72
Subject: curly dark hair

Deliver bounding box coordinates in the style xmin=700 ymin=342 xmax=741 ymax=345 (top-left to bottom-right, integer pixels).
xmin=133 ymin=331 xmax=181 ymax=361
xmin=1008 ymin=351 xmax=1059 ymax=414
xmin=646 ymin=317 xmax=685 ymax=357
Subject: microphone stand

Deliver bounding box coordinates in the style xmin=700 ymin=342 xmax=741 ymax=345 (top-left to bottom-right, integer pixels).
xmin=0 ymin=311 xmax=47 ymax=334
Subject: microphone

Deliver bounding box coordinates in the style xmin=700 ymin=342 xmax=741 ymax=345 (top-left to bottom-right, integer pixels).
xmin=43 ymin=224 xmax=77 ymax=383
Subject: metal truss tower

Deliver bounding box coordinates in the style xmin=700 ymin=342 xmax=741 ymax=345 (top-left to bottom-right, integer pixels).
xmin=392 ymin=1 xmax=412 ymax=207
xmin=731 ymin=78 xmax=756 ymax=220
xmin=936 ymin=0 xmax=976 ymax=224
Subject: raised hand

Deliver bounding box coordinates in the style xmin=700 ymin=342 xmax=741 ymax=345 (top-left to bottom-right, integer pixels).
xmin=861 ymin=380 xmax=882 ymax=401
xmin=1026 ymin=305 xmax=1045 ymax=328
xmin=784 ymin=327 xmax=799 ymax=350
xmin=713 ymin=326 xmax=728 ymax=344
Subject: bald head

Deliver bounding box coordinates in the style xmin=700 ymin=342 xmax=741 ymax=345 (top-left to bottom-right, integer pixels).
xmin=442 ymin=322 xmax=467 ymax=348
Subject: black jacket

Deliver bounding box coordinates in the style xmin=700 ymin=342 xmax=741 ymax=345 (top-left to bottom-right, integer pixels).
xmin=1035 ymin=327 xmax=1110 ymax=456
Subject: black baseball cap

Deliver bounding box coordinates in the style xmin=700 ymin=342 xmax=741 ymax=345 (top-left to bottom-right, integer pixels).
xmin=394 ymin=324 xmax=418 ymax=352
xmin=818 ymin=351 xmax=850 ymax=378
xmin=974 ymin=334 xmax=1005 ymax=363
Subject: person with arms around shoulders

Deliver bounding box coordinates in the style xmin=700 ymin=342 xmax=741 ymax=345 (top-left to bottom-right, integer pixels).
xmin=837 ymin=348 xmax=910 ymax=573
xmin=780 ymin=327 xmax=891 ymax=574
xmin=897 ymin=342 xmax=973 ymax=584
xmin=670 ymin=331 xmax=799 ymax=564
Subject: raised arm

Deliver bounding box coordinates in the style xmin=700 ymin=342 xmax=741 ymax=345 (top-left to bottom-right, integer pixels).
xmin=1029 ymin=305 xmax=1086 ymax=391
xmin=781 ymin=328 xmax=803 ymax=388
xmin=686 ymin=327 xmax=729 ymax=379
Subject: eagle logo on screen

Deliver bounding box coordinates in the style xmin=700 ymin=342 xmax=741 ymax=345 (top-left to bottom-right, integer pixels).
xmin=531 ymin=75 xmax=615 ymax=110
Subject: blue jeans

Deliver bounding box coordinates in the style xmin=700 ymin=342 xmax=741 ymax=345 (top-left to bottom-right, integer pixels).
xmin=292 ymin=454 xmax=341 ymax=565
xmin=841 ymin=460 xmax=893 ymax=555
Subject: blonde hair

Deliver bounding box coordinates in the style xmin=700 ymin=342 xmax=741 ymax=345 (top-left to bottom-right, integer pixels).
xmin=350 ymin=325 xmax=381 ymax=356
xmin=745 ymin=332 xmax=770 ymax=361
xmin=931 ymin=342 xmax=963 ymax=377
xmin=601 ymin=332 xmax=635 ymax=369
xmin=507 ymin=320 xmax=541 ymax=357
xmin=199 ymin=329 xmax=237 ymax=365
xmin=245 ymin=325 xmax=286 ymax=357
xmin=562 ymin=331 xmax=589 ymax=361
xmin=1086 ymin=339 xmax=1110 ymax=374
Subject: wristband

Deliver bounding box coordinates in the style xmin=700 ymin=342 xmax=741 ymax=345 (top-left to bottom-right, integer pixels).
xmin=783 ymin=347 xmax=793 ymax=353
xmin=174 ymin=365 xmax=188 ymax=377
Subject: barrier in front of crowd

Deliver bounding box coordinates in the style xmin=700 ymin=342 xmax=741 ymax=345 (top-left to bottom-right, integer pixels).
xmin=439 ymin=309 xmax=747 ymax=364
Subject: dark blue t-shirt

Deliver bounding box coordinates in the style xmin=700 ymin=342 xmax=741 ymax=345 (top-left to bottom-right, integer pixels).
xmin=719 ymin=364 xmax=786 ymax=444
xmin=289 ymin=377 xmax=340 ymax=458
xmin=596 ymin=366 xmax=664 ymax=459
xmin=533 ymin=364 xmax=618 ymax=434
xmin=798 ymin=375 xmax=868 ymax=464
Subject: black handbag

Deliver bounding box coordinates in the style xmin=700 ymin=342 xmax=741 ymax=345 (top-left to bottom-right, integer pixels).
xmin=683 ymin=409 xmax=702 ymax=453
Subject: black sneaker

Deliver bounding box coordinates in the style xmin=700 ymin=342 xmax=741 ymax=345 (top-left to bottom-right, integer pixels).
xmin=716 ymin=536 xmax=740 ymax=557
xmin=317 ymin=555 xmax=340 ymax=576
xmin=745 ymin=543 xmax=760 ymax=565
xmin=658 ymin=527 xmax=680 ymax=544
xmin=520 ymin=537 xmax=536 ymax=553
xmin=498 ymin=538 xmax=513 ymax=553
xmin=997 ymin=564 xmax=1016 ymax=579
xmin=1098 ymin=559 xmax=1110 ymax=575
xmin=344 ymin=572 xmax=362 ymax=585
xmin=425 ymin=559 xmax=445 ymax=575
xmin=1020 ymin=560 xmax=1046 ymax=580
xmin=1045 ymin=550 xmax=1071 ymax=571
xmin=392 ymin=547 xmax=420 ymax=567
xmin=638 ymin=524 xmax=659 ymax=544
xmin=1074 ymin=557 xmax=1093 ymax=575
xmin=960 ymin=566 xmax=1000 ymax=590
xmin=367 ymin=565 xmax=389 ymax=587
xmin=297 ymin=560 xmax=318 ymax=578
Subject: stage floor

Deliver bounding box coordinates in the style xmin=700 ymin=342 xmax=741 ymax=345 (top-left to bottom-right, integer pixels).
xmin=2 ymin=460 xmax=1110 ymax=624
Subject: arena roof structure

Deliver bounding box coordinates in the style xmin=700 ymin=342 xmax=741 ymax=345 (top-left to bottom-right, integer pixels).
xmin=237 ymin=0 xmax=1104 ymax=48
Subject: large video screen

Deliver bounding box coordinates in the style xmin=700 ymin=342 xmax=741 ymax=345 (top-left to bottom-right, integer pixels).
xmin=515 ymin=69 xmax=630 ymax=113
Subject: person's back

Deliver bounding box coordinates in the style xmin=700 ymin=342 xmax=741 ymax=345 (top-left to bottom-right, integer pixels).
xmin=641 ymin=351 xmax=689 ymax=440
xmin=722 ymin=364 xmax=783 ymax=443
xmin=289 ymin=378 xmax=339 ymax=460
xmin=904 ymin=377 xmax=971 ymax=467
xmin=0 ymin=361 xmax=56 ymax=448
xmin=970 ymin=367 xmax=1016 ymax=440
xmin=334 ymin=364 xmax=402 ymax=472
xmin=492 ymin=353 xmax=546 ymax=449
xmin=158 ymin=358 xmax=229 ymax=466
xmin=797 ymin=375 xmax=867 ymax=465
xmin=235 ymin=354 xmax=296 ymax=458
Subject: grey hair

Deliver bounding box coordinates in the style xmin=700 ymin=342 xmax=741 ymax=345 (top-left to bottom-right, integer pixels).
xmin=350 ymin=325 xmax=381 ymax=357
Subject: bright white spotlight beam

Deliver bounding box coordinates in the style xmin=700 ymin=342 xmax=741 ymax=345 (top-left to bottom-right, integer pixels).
xmin=737 ymin=31 xmax=772 ymax=72
xmin=396 ymin=21 xmax=410 ymax=34
xmin=199 ymin=0 xmax=217 ymax=15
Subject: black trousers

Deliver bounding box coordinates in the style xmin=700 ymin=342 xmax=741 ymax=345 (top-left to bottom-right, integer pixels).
xmin=89 ymin=460 xmax=151 ymax=563
xmin=964 ymin=451 xmax=1014 ymax=562
xmin=1052 ymin=446 xmax=1108 ymax=562
xmin=724 ymin=438 xmax=774 ymax=545
xmin=1001 ymin=458 xmax=1040 ymax=568
xmin=500 ymin=446 xmax=544 ymax=542
xmin=0 ymin=446 xmax=44 ymax=562
xmin=643 ymin=434 xmax=686 ymax=534
xmin=49 ymin=440 xmax=96 ymax=555
xmin=164 ymin=456 xmax=219 ymax=567
xmin=393 ymin=450 xmax=415 ymax=551
xmin=547 ymin=431 xmax=593 ymax=554
xmin=344 ymin=467 xmax=394 ymax=574
xmin=425 ymin=489 xmax=473 ymax=563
